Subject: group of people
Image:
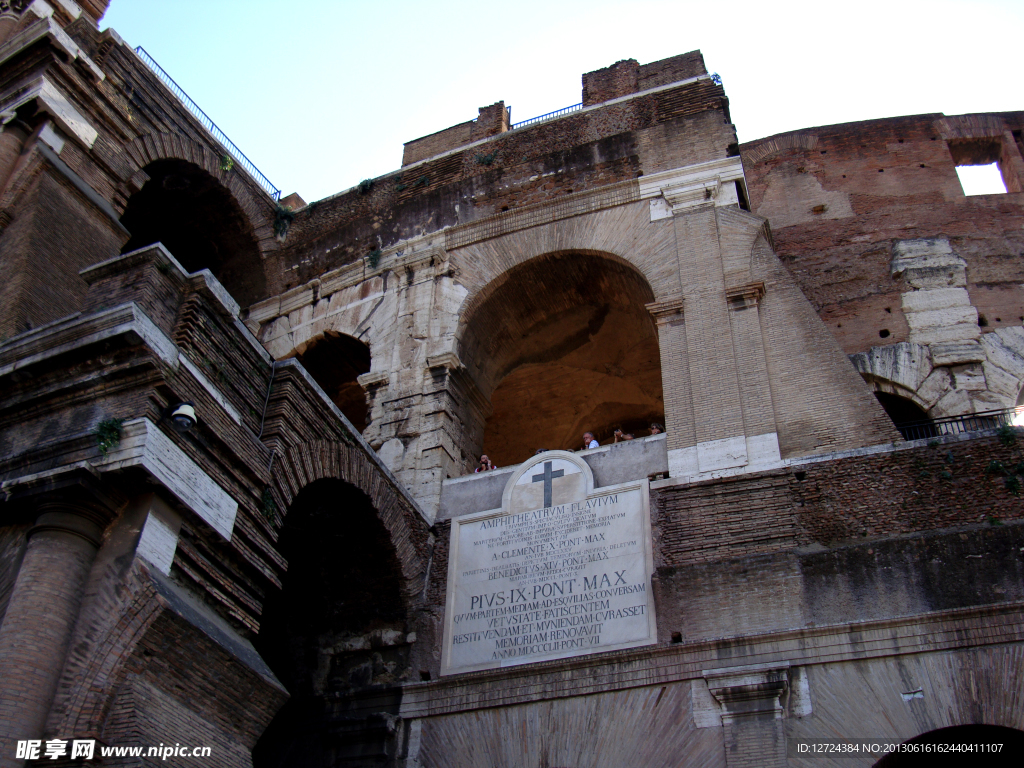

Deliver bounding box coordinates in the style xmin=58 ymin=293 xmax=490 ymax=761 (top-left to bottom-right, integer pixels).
xmin=582 ymin=423 xmax=663 ymax=451
xmin=473 ymin=422 xmax=666 ymax=473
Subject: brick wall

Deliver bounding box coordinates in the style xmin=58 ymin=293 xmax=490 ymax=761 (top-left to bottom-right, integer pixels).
xmin=582 ymin=59 xmax=639 ymax=106
xmin=741 ymin=112 xmax=1024 ymax=356
xmin=272 ymin=76 xmax=731 ymax=292
xmin=652 ymin=434 xmax=1024 ymax=568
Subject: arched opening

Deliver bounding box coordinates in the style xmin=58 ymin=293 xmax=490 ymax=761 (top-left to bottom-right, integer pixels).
xmin=459 ymin=251 xmax=663 ymax=467
xmin=874 ymin=391 xmax=935 ymax=439
xmin=253 ymin=478 xmax=410 ymax=767
xmin=119 ymin=159 xmax=266 ymax=305
xmin=295 ymin=333 xmax=372 ymax=432
xmin=873 ymin=724 xmax=1024 ymax=766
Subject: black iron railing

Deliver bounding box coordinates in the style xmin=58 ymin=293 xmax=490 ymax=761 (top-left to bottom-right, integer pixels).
xmin=511 ymin=102 xmax=583 ymax=130
xmin=895 ymin=408 xmax=1019 ymax=441
xmin=133 ymin=47 xmax=281 ymax=201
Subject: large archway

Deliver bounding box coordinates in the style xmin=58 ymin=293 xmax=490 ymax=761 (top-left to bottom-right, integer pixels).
xmin=296 ymin=332 xmax=373 ymax=432
xmin=458 ymin=251 xmax=664 ymax=467
xmin=253 ymin=478 xmax=411 ymax=767
xmin=119 ymin=159 xmax=266 ymax=305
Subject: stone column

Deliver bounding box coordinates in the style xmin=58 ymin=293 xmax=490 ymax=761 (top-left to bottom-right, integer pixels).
xmin=0 ymin=493 xmax=113 ymax=758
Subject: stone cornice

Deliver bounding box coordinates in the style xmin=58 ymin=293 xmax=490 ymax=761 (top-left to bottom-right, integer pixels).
xmin=639 ymin=156 xmax=747 ymax=218
xmin=726 ymin=281 xmax=765 ymax=308
xmin=1 ymin=418 xmax=238 ymax=540
xmin=393 ymin=600 xmax=1024 ymax=719
xmin=645 ymin=297 xmax=684 ymax=322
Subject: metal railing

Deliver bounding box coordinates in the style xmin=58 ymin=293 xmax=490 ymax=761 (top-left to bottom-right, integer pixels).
xmin=511 ymin=102 xmax=583 ymax=130
xmin=895 ymin=408 xmax=1019 ymax=441
xmin=133 ymin=47 xmax=281 ymax=201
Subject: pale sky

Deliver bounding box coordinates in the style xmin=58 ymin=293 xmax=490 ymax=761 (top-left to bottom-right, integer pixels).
xmin=101 ymin=1 xmax=1023 ymax=203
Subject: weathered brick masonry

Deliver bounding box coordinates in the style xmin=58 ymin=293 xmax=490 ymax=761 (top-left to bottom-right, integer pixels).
xmin=1 ymin=2 xmax=1023 ymax=767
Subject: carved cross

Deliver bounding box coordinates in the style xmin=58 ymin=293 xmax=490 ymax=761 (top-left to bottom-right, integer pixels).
xmin=531 ymin=461 xmax=564 ymax=508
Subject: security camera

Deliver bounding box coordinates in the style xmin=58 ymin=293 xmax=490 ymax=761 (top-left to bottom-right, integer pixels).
xmin=169 ymin=401 xmax=196 ymax=433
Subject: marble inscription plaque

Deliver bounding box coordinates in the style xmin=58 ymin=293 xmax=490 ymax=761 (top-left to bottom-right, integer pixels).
xmin=441 ymin=451 xmax=656 ymax=675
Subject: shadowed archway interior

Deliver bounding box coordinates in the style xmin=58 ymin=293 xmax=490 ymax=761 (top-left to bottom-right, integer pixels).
xmin=120 ymin=159 xmax=266 ymax=305
xmin=253 ymin=478 xmax=410 ymax=767
xmin=459 ymin=251 xmax=663 ymax=467
xmin=296 ymin=332 xmax=372 ymax=432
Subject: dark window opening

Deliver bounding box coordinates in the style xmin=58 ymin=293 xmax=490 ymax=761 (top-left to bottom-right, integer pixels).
xmin=875 ymin=392 xmax=935 ymax=439
xmin=120 ymin=159 xmax=266 ymax=305
xmin=296 ymin=332 xmax=372 ymax=432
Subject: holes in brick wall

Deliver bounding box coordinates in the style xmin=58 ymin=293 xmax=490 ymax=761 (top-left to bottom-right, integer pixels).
xmin=878 ymin=168 xmax=885 ymax=172
xmin=885 ymin=307 xmax=892 ymax=313
xmin=794 ymin=471 xmax=806 ymax=481
xmin=671 ymin=632 xmax=682 ymax=644
xmin=420 ymin=671 xmax=432 ymax=681
xmin=879 ymin=329 xmax=891 ymax=338
xmin=978 ymin=314 xmax=989 ymax=327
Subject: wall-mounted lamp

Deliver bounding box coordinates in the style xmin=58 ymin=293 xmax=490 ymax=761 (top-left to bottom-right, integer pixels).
xmin=168 ymin=401 xmax=196 ymax=433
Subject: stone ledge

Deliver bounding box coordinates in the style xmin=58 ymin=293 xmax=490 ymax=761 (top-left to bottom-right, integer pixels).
xmin=395 ymin=600 xmax=1024 ymax=719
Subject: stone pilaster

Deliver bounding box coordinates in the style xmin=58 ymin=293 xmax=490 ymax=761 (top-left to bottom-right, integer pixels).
xmin=646 ymin=298 xmax=695 ymax=452
xmin=705 ymin=665 xmax=790 ymax=768
xmin=726 ymin=281 xmax=781 ymax=466
xmin=0 ymin=485 xmax=117 ymax=760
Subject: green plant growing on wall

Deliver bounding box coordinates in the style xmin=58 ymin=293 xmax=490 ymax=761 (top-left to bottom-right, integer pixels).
xmin=220 ymin=154 xmax=235 ymax=172
xmin=273 ymin=204 xmax=295 ymax=239
xmin=475 ymin=151 xmax=499 ymax=166
xmin=997 ymin=424 xmax=1019 ymax=447
xmin=367 ymin=249 xmax=382 ymax=269
xmin=261 ymin=487 xmax=278 ymax=522
xmin=358 ymin=179 xmax=374 ymax=195
xmin=95 ymin=418 xmax=125 ymax=457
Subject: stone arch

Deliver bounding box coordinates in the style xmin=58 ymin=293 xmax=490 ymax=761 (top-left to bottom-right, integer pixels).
xmin=254 ymin=476 xmax=414 ymax=767
xmin=850 ymin=342 xmax=935 ymax=413
xmin=270 ymin=440 xmax=430 ymax=602
xmin=448 ymin=202 xmax=679 ymax=316
xmin=456 ymin=249 xmax=663 ymax=466
xmin=119 ymin=132 xmax=276 ymax=238
xmin=290 ymin=332 xmax=373 ymax=432
xmin=116 ymin=132 xmax=278 ymax=303
xmin=741 ymin=131 xmax=819 ymax=166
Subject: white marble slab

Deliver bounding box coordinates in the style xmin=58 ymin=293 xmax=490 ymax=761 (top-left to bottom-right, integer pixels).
xmin=441 ymin=451 xmax=656 ymax=675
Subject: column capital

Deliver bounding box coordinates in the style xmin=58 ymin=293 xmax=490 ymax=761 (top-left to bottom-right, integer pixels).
xmin=726 ymin=281 xmax=765 ymax=309
xmin=645 ymin=297 xmax=684 ymax=323
xmin=5 ymin=468 xmax=122 ymax=546
xmin=704 ymin=663 xmax=790 ymax=723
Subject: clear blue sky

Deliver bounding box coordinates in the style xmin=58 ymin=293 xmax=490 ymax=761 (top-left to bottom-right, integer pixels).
xmin=101 ymin=0 xmax=1023 ymax=203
